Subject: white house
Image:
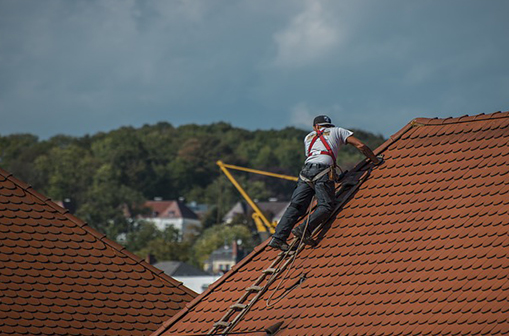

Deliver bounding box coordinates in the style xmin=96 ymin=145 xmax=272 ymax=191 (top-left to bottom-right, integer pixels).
xmin=141 ymin=200 xmax=201 ymax=238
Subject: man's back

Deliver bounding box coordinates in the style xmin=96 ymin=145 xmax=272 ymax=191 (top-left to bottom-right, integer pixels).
xmin=304 ymin=126 xmax=353 ymax=165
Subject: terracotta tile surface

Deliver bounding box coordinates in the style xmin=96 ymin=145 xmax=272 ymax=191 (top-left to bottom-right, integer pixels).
xmin=0 ymin=169 xmax=197 ymax=336
xmin=153 ymin=111 xmax=509 ymax=336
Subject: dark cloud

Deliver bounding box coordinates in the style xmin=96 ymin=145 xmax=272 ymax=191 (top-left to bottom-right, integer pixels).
xmin=0 ymin=0 xmax=508 ymax=139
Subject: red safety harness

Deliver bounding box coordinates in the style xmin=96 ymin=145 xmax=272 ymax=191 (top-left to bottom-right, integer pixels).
xmin=307 ymin=129 xmax=336 ymax=163
xmin=301 ymin=128 xmax=343 ymax=184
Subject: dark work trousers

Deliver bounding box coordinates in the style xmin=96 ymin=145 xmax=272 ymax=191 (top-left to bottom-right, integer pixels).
xmin=273 ymin=162 xmax=336 ymax=241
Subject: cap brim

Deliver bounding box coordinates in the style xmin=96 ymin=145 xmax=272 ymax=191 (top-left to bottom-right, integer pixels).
xmin=316 ymin=123 xmax=335 ymax=127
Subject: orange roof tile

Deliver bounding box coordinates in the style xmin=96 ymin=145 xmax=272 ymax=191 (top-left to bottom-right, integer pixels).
xmin=0 ymin=168 xmax=197 ymax=336
xmin=153 ymin=111 xmax=509 ymax=336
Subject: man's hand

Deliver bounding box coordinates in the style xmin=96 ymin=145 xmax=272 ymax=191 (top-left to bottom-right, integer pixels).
xmin=373 ymin=154 xmax=384 ymax=166
xmin=346 ymin=136 xmax=379 ymax=164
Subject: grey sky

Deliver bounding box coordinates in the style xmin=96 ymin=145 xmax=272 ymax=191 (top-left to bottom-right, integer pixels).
xmin=1 ymin=0 xmax=508 ymax=139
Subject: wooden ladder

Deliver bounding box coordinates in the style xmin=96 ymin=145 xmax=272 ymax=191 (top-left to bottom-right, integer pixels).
xmin=207 ymin=167 xmax=372 ymax=335
xmin=207 ymin=240 xmax=303 ymax=335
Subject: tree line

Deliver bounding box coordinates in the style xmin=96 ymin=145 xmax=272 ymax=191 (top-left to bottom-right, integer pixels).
xmin=0 ymin=122 xmax=385 ymax=267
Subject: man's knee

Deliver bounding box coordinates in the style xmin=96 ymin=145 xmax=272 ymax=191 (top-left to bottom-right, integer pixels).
xmin=289 ymin=202 xmax=305 ymax=213
xmin=316 ymin=201 xmax=334 ymax=214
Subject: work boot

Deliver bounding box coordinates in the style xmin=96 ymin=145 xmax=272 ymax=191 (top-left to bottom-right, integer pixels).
xmin=292 ymin=225 xmax=311 ymax=240
xmin=268 ymin=237 xmax=289 ymax=251
xmin=292 ymin=225 xmax=314 ymax=245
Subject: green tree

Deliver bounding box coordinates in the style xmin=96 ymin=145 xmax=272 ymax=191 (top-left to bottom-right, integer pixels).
xmin=123 ymin=222 xmax=191 ymax=262
xmin=0 ymin=121 xmax=386 ymax=261
xmin=192 ymin=224 xmax=254 ymax=266
xmin=91 ymin=127 xmax=157 ymax=195
xmin=77 ymin=163 xmax=146 ymax=239
xmin=34 ymin=144 xmax=96 ymax=208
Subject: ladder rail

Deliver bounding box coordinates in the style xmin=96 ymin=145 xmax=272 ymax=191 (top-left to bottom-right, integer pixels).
xmin=207 ymin=168 xmax=372 ymax=335
xmin=211 ymin=241 xmax=304 ymax=335
xmin=206 ymin=246 xmax=296 ymax=335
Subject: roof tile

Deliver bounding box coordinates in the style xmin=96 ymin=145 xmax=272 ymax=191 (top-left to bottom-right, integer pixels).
xmin=152 ymin=111 xmax=509 ymax=335
xmin=0 ymin=168 xmax=197 ymax=335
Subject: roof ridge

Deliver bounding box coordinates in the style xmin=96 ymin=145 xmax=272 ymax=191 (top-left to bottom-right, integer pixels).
xmin=0 ymin=167 xmax=197 ymax=298
xmin=151 ymin=119 xmax=420 ymax=336
xmin=411 ymin=110 xmax=508 ymax=126
xmin=151 ymin=110 xmax=509 ymax=335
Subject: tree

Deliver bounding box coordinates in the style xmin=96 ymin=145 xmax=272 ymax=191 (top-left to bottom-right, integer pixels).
xmin=0 ymin=121 xmax=386 ymax=260
xmin=76 ymin=163 xmax=146 ymax=239
xmin=34 ymin=144 xmax=96 ymax=208
xmin=91 ymin=127 xmax=157 ymax=195
xmin=122 ymin=222 xmax=192 ymax=262
xmin=192 ymin=224 xmax=254 ymax=266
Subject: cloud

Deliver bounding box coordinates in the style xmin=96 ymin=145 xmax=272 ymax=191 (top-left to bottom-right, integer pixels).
xmin=0 ymin=0 xmax=508 ymax=139
xmin=290 ymin=102 xmax=343 ymax=128
xmin=290 ymin=102 xmax=313 ymax=127
xmin=272 ymin=0 xmax=340 ymax=67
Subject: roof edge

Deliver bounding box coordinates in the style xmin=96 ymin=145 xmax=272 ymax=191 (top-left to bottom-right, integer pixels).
xmin=0 ymin=167 xmax=198 ymax=300
xmin=411 ymin=110 xmax=508 ymax=126
xmin=373 ymin=120 xmax=416 ymax=156
xmin=151 ymin=119 xmax=421 ymax=336
xmin=152 ymin=109 xmax=509 ymax=335
xmin=151 ymin=239 xmax=271 ymax=336
xmin=370 ymin=110 xmax=508 ymax=157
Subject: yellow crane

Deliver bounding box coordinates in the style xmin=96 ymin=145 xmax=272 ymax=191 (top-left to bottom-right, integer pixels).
xmin=216 ymin=161 xmax=298 ymax=236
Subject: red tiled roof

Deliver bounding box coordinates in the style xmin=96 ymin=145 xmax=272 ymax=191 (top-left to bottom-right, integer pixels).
xmin=0 ymin=169 xmax=197 ymax=336
xmin=144 ymin=200 xmax=198 ymax=220
xmin=153 ymin=111 xmax=509 ymax=336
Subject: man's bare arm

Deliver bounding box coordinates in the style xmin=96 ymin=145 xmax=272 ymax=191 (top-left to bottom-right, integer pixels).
xmin=346 ymin=136 xmax=380 ymax=165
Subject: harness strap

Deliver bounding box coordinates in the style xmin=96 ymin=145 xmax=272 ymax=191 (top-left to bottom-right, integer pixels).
xmin=307 ymin=129 xmax=336 ymax=163
xmin=299 ymin=166 xmax=332 ymax=187
xmin=304 ymin=129 xmax=341 ymax=186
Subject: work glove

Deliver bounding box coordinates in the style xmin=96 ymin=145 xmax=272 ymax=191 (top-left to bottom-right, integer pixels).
xmin=374 ymin=154 xmax=384 ymax=166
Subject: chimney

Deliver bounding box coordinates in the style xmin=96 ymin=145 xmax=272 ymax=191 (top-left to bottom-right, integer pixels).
xmin=232 ymin=240 xmax=238 ymax=262
xmin=62 ymin=198 xmax=76 ymax=214
xmin=145 ymin=254 xmax=157 ymax=265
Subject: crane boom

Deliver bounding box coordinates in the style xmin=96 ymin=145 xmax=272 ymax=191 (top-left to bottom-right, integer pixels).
xmin=218 ymin=162 xmax=298 ymax=182
xmin=217 ymin=160 xmax=297 ymax=235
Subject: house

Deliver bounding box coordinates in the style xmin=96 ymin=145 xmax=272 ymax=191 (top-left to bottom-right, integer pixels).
xmin=185 ymin=201 xmax=209 ymax=219
xmin=152 ymin=111 xmax=509 ymax=335
xmin=223 ymin=200 xmax=289 ymax=224
xmin=203 ymin=240 xmax=247 ymax=275
xmin=152 ymin=261 xmax=220 ymax=294
xmin=0 ymin=168 xmax=197 ymax=336
xmin=153 ymin=260 xmax=212 ymax=277
xmin=141 ymin=199 xmax=201 ymax=239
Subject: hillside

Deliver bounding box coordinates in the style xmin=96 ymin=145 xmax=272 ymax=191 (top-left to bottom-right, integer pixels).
xmin=0 ymin=122 xmax=385 ymax=262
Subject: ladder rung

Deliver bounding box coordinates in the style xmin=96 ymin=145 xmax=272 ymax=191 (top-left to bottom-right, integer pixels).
xmin=262 ymin=268 xmax=277 ymax=274
xmin=246 ymin=286 xmax=263 ymax=292
xmin=280 ymin=250 xmax=295 ymax=256
xmin=230 ymin=303 xmax=247 ymax=310
xmin=214 ymin=321 xmax=230 ymax=328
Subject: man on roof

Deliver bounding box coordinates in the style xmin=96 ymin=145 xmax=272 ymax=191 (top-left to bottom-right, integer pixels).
xmin=268 ymin=115 xmax=382 ymax=251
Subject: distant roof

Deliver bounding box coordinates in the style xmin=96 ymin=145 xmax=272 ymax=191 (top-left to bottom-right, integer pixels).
xmin=256 ymin=201 xmax=289 ymax=217
xmin=224 ymin=200 xmax=289 ymax=222
xmin=209 ymin=245 xmax=234 ymax=262
xmin=153 ymin=111 xmax=509 ymax=335
xmin=143 ymin=200 xmax=198 ymax=220
xmin=154 ymin=261 xmax=211 ymax=277
xmin=0 ymin=169 xmax=197 ymax=336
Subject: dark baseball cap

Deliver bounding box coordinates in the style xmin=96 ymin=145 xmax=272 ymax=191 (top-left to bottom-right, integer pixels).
xmin=313 ymin=115 xmax=335 ymax=127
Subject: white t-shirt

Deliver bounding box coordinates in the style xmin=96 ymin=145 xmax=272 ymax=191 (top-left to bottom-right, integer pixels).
xmin=304 ymin=126 xmax=353 ymax=165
